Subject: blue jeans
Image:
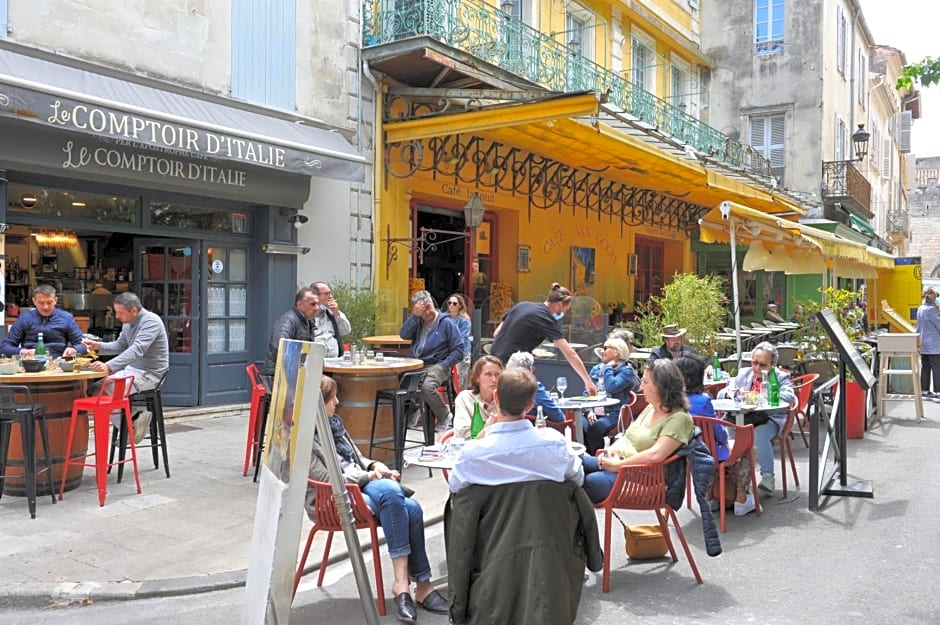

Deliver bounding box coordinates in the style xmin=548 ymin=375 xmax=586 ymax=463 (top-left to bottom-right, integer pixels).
xmin=581 ymin=455 xmax=617 ymax=504
xmin=754 ymin=419 xmax=781 ymax=477
xmin=361 ymin=478 xmax=431 ymax=582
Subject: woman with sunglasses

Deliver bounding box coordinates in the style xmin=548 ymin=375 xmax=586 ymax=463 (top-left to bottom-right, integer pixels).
xmin=445 ymin=293 xmax=473 ymax=391
xmin=583 ymin=337 xmax=639 ymax=455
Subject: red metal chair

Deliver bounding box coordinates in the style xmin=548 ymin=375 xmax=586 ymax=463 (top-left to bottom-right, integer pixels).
xmin=243 ymin=364 xmax=269 ymax=477
xmin=691 ymin=416 xmax=761 ymax=533
xmin=789 ymin=373 xmax=820 ymax=447
xmin=703 ymin=380 xmax=728 ymax=399
xmin=59 ymin=375 xmax=141 ymax=507
xmin=770 ymin=399 xmax=800 ymax=497
xmin=293 ymin=480 xmax=385 ymax=615
xmin=595 ymin=455 xmax=702 ymax=592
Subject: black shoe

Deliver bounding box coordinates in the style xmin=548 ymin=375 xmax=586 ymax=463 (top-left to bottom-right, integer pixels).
xmin=418 ymin=589 xmax=449 ymax=615
xmin=395 ymin=592 xmax=417 ymax=623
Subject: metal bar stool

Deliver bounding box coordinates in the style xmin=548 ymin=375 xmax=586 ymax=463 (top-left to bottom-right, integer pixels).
xmin=0 ymin=386 xmax=56 ymax=518
xmin=369 ymin=370 xmax=426 ymax=470
xmin=108 ymin=372 xmax=170 ymax=481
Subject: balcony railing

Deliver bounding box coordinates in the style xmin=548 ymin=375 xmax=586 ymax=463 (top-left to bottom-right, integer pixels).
xmin=363 ymin=0 xmax=773 ymax=178
xmin=821 ymin=160 xmax=872 ymax=215
xmin=885 ymin=209 xmax=909 ymax=236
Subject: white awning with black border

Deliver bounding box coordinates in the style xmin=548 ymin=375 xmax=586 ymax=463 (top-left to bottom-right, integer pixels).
xmin=0 ymin=46 xmax=365 ymax=183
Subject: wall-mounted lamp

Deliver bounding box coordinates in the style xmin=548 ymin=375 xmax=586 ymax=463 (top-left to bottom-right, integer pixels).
xmin=261 ymin=243 xmax=310 ymax=255
xmin=852 ymin=124 xmax=870 ymax=161
xmin=290 ymin=214 xmax=309 ymax=229
xmin=384 ymin=192 xmax=488 ymax=279
xmin=20 ymin=193 xmax=38 ymax=208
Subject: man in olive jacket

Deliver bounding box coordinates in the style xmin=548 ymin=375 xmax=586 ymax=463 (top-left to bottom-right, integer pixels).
xmin=445 ymin=479 xmax=603 ymax=625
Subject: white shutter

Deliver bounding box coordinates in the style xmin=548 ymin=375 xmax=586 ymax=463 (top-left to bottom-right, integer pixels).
xmin=898 ymin=110 xmax=913 ymax=153
xmin=882 ymin=138 xmax=891 ymax=178
xmin=769 ymin=115 xmax=785 ymax=182
xmin=750 ymin=117 xmax=766 ymax=148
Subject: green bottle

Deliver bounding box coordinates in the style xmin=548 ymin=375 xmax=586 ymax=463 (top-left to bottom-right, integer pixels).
xmin=712 ymin=352 xmax=721 ymax=379
xmin=768 ymin=365 xmax=780 ymax=407
xmin=470 ymin=401 xmax=485 ymax=439
xmin=35 ymin=332 xmax=47 ymax=360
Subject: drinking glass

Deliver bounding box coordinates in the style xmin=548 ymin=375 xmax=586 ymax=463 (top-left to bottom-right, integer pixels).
xmin=556 ymin=376 xmax=568 ymax=400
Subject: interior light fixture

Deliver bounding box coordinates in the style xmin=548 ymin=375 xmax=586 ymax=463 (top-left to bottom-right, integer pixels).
xmin=261 ymin=243 xmax=310 ymax=255
xmin=33 ymin=230 xmax=79 ymax=248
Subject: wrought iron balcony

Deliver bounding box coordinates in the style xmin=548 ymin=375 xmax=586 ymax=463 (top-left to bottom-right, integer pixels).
xmin=363 ymin=0 xmax=774 ymax=179
xmin=885 ymin=209 xmax=909 ymax=237
xmin=821 ymin=160 xmax=872 ymax=217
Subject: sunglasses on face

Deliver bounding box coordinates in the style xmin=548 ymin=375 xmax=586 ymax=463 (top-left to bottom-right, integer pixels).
xmin=447 ymin=301 xmax=460 ymax=307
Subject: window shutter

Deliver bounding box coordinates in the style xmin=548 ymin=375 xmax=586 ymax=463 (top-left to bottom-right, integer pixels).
xmin=232 ymin=0 xmax=296 ymax=110
xmin=0 ymin=0 xmax=8 ymax=38
xmin=898 ymin=110 xmax=913 ymax=153
xmin=749 ymin=117 xmax=765 ymax=147
xmin=882 ymin=138 xmax=892 ymax=178
xmin=858 ymin=53 xmax=867 ymax=106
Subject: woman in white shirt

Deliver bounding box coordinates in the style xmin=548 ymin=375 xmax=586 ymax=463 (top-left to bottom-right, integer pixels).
xmin=452 ymin=355 xmax=503 ymax=440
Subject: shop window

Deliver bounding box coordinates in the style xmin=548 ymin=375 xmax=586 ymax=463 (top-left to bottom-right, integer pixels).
xmin=8 ymin=184 xmax=137 ymax=224
xmin=149 ymin=202 xmax=251 ymax=234
xmin=206 ymin=246 xmax=249 ymax=354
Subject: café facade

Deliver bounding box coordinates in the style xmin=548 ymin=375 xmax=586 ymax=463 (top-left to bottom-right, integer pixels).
xmin=0 ymin=44 xmax=364 ymax=406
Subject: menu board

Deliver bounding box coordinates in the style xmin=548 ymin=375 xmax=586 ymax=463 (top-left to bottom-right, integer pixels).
xmin=814 ymin=309 xmax=876 ymax=390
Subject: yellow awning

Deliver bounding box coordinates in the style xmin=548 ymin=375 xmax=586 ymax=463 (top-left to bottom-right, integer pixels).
xmin=384 ymin=92 xmax=600 ymax=143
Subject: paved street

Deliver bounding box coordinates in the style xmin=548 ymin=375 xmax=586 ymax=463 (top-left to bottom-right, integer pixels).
xmin=0 ymin=400 xmax=938 ymax=624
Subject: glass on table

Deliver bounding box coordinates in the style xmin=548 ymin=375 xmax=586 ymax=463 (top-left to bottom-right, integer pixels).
xmin=366 ymin=350 xmax=375 ymax=360
xmin=556 ymin=376 xmax=568 ymax=399
xmin=375 ymin=352 xmax=384 ymax=362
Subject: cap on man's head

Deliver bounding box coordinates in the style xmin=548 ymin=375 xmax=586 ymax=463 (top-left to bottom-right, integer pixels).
xmin=766 ymin=301 xmax=778 ymax=309
xmin=662 ymin=323 xmax=687 ymax=338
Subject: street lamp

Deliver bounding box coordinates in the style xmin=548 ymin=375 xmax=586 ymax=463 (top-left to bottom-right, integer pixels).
xmin=500 ymin=0 xmax=514 ymax=14
xmin=852 ymin=124 xmax=870 ymax=161
xmin=463 ymin=192 xmax=486 ymax=228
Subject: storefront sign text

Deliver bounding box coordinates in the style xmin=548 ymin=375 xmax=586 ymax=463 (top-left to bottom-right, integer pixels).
xmin=61 ymin=140 xmax=247 ymax=187
xmin=48 ymin=101 xmax=286 ymax=169
xmin=440 ymin=184 xmax=494 ymax=204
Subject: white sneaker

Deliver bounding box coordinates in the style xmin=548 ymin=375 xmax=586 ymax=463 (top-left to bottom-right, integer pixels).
xmin=133 ymin=410 xmax=152 ymax=445
xmin=734 ymin=492 xmax=757 ymax=516
xmin=758 ymin=473 xmax=774 ymax=494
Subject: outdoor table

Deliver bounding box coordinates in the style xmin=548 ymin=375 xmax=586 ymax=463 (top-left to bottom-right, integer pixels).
xmin=712 ymin=398 xmax=780 ymax=426
xmin=323 ymin=356 xmax=423 ymax=464
xmin=360 ymin=335 xmax=412 ymax=357
xmin=557 ymin=396 xmax=620 ymax=444
xmin=0 ymin=368 xmax=108 ymax=496
xmin=409 ymin=439 xmax=586 ymax=472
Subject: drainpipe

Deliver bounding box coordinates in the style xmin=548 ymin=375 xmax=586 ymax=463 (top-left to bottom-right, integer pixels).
xmin=362 ymin=59 xmax=383 ymax=296
xmin=848 ymin=5 xmax=859 ymax=161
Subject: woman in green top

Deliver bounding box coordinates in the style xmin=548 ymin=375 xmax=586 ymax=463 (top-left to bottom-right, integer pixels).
xmin=580 ymin=359 xmax=694 ymax=503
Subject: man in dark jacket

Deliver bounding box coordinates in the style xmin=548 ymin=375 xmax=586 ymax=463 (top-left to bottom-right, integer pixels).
xmin=649 ymin=323 xmax=699 ymax=363
xmin=446 ymin=480 xmax=603 ymax=625
xmin=399 ymin=290 xmax=466 ymax=429
xmin=261 ymin=288 xmax=319 ymax=377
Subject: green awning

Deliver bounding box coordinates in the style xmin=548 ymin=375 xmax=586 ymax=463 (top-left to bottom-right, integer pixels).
xmin=849 ymin=213 xmax=877 ymax=238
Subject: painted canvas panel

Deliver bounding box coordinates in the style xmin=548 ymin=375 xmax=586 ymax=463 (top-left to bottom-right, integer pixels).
xmin=264 ymin=338 xmax=314 ymax=483
xmin=571 ymin=246 xmax=596 ymax=292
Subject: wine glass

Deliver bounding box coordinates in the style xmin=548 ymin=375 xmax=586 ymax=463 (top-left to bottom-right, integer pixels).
xmin=556 ymin=376 xmax=568 ymax=400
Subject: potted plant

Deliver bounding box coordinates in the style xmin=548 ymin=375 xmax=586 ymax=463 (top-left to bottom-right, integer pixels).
xmin=330 ymin=281 xmax=392 ymax=346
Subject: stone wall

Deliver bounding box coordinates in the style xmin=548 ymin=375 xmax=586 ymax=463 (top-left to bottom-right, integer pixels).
xmin=907 ymin=156 xmax=940 ymax=277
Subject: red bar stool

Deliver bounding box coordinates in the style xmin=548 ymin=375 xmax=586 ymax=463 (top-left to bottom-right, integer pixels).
xmin=243 ymin=363 xmax=270 ymax=477
xmin=59 ymin=375 xmax=142 ymax=507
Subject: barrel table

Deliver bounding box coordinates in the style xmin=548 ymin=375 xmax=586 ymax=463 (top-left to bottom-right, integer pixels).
xmin=360 ymin=335 xmax=412 ymax=357
xmin=323 ymin=357 xmax=423 ymax=464
xmin=0 ymin=369 xmax=107 ymax=496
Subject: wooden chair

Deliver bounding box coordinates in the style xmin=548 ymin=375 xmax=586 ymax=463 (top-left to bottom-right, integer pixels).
xmin=293 ymin=480 xmax=385 ymax=615
xmin=595 ymin=455 xmax=702 ymax=592
xmin=789 ymin=373 xmax=820 ymax=447
xmin=691 ymin=416 xmax=761 ymax=533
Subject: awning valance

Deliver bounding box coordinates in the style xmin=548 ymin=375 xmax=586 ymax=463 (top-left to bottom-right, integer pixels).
xmin=0 ymin=47 xmax=365 ymax=181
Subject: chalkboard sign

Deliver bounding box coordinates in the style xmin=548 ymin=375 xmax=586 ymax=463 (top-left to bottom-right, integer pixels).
xmin=814 ymin=309 xmax=876 ymax=390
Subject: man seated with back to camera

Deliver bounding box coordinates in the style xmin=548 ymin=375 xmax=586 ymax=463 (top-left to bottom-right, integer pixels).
xmin=448 ymin=368 xmax=583 ymax=493
xmin=504 ymin=351 xmax=565 ymax=424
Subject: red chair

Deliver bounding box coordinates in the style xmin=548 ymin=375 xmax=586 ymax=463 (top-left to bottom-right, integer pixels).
xmin=770 ymin=400 xmax=800 ymax=497
xmin=789 ymin=373 xmax=820 ymax=447
xmin=691 ymin=416 xmax=761 ymax=533
xmin=293 ymin=480 xmax=385 ymax=615
xmin=59 ymin=375 xmax=141 ymax=507
xmin=243 ymin=364 xmax=269 ymax=477
xmin=595 ymin=455 xmax=702 ymax=592
xmin=703 ymin=380 xmax=728 ymax=399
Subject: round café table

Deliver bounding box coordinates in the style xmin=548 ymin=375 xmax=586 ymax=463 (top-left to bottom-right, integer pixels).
xmin=360 ymin=335 xmax=412 ymax=357
xmin=557 ymin=396 xmax=620 ymax=444
xmin=323 ymin=357 xmax=423 ymax=463
xmin=0 ymin=368 xmax=108 ymax=496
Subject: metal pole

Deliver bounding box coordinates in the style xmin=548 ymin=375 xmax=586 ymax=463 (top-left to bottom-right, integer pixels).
xmin=313 ymin=387 xmax=381 ymax=625
xmin=729 ymin=215 xmax=743 ymax=371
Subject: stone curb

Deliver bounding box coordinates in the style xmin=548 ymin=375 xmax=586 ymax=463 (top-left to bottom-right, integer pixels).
xmin=0 ymin=511 xmax=446 ymax=608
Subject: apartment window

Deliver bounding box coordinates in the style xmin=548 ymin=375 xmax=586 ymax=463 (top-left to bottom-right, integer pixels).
xmin=670 ymin=57 xmax=697 ymax=117
xmin=749 ymin=114 xmax=785 ymax=183
xmin=231 ymin=0 xmax=296 ymax=110
xmin=834 ymin=116 xmax=847 ymax=161
xmin=754 ymin=0 xmax=784 ymax=55
xmin=836 ymin=7 xmax=847 ymax=76
xmin=631 ymin=31 xmax=656 ymax=92
xmin=858 ymin=51 xmax=867 ymax=107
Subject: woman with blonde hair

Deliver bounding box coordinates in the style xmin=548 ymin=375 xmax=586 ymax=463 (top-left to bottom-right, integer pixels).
xmin=491 ymin=282 xmax=597 ymax=396
xmin=583 ymin=337 xmax=639 ymax=454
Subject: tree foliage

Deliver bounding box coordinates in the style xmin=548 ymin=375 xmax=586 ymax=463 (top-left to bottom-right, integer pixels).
xmin=897 ymin=56 xmax=940 ymax=90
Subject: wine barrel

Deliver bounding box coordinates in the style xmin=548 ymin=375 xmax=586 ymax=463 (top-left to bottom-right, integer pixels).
xmin=334 ymin=370 xmax=399 ymax=465
xmin=3 ymin=380 xmax=88 ymax=496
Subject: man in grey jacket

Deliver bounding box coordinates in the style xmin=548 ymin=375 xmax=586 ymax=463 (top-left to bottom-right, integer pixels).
xmin=84 ymin=292 xmax=169 ymax=442
xmin=262 ymin=287 xmax=319 ymax=377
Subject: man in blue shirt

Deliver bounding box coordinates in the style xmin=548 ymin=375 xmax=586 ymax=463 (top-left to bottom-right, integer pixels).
xmin=505 ymin=351 xmax=565 ymax=422
xmin=448 ymin=368 xmax=583 ymax=492
xmin=1 ymin=285 xmax=86 ymax=359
